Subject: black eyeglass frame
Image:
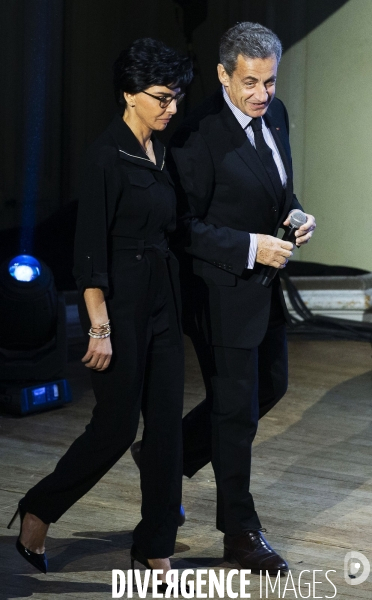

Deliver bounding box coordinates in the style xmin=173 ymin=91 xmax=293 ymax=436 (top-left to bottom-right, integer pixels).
xmin=140 ymin=90 xmax=185 ymax=108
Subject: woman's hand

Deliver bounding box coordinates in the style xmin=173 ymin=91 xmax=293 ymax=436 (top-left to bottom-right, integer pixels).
xmin=82 ymin=336 xmax=112 ymax=371
xmin=82 ymin=288 xmax=112 ymax=371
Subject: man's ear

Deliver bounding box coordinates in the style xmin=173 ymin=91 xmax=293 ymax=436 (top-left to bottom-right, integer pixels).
xmin=217 ymin=63 xmax=230 ymax=87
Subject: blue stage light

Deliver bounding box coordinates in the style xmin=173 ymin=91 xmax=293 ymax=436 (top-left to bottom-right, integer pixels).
xmin=0 ymin=254 xmax=70 ymax=416
xmin=8 ymin=255 xmax=41 ymax=282
xmin=0 ymin=380 xmax=72 ymax=415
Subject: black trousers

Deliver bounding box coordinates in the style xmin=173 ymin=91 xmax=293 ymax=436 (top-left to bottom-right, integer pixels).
xmin=182 ymin=298 xmax=288 ymax=535
xmin=24 ymin=246 xmax=184 ymax=558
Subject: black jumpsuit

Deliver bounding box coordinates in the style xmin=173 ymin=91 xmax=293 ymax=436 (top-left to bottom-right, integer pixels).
xmin=23 ymin=114 xmax=184 ymax=558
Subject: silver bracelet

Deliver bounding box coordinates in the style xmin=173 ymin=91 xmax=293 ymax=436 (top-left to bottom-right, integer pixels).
xmin=88 ymin=320 xmax=111 ymax=338
xmin=88 ymin=330 xmax=111 ymax=339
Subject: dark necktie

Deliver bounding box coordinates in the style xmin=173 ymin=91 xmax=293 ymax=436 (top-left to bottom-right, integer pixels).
xmin=250 ymin=117 xmax=283 ymax=202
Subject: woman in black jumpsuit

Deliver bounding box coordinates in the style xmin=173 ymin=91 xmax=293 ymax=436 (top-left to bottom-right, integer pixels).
xmin=8 ymin=39 xmax=193 ymax=580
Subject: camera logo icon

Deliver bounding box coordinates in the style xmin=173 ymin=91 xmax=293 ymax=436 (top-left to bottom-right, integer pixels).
xmin=344 ymin=551 xmax=370 ymax=585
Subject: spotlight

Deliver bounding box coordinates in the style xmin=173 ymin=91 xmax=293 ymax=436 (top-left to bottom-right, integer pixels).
xmin=0 ymin=254 xmax=71 ymax=415
xmin=9 ymin=254 xmax=41 ymax=282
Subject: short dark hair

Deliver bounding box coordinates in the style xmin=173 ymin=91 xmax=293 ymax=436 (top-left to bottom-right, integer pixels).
xmin=219 ymin=22 xmax=282 ymax=76
xmin=113 ymin=38 xmax=193 ymax=107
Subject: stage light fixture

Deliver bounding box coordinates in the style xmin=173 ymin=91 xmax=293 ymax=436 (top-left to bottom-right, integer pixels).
xmin=0 ymin=254 xmax=71 ymax=415
xmin=9 ymin=254 xmax=41 ymax=282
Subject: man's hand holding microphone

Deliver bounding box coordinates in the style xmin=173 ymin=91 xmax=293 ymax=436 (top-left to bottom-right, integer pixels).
xmin=256 ymin=210 xmax=316 ymax=287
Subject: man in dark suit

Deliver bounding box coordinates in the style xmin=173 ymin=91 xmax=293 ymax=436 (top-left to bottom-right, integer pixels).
xmin=168 ymin=22 xmax=316 ymax=574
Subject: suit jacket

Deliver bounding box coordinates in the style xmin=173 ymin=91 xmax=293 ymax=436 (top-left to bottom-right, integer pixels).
xmin=168 ymin=88 xmax=303 ymax=349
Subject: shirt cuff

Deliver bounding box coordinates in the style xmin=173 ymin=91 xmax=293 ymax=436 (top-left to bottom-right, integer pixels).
xmin=246 ymin=233 xmax=258 ymax=269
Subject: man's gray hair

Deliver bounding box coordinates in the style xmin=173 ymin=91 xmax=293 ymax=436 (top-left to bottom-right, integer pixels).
xmin=219 ymin=22 xmax=282 ymax=76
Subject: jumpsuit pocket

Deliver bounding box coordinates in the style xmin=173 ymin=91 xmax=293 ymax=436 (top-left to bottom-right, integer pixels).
xmin=127 ymin=171 xmax=156 ymax=188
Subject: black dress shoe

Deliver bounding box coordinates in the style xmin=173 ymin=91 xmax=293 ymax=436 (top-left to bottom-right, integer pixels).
xmin=130 ymin=441 xmax=186 ymax=526
xmin=223 ymin=530 xmax=288 ymax=575
xmin=7 ymin=500 xmax=48 ymax=574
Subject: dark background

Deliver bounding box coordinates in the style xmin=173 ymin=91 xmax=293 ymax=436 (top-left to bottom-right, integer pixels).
xmin=0 ymin=0 xmax=350 ymax=287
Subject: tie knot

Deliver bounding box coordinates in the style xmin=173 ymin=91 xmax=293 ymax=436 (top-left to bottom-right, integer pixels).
xmin=250 ymin=117 xmax=262 ymax=132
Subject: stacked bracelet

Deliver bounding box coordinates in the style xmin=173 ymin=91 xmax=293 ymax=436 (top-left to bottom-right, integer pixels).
xmin=88 ymin=320 xmax=111 ymax=339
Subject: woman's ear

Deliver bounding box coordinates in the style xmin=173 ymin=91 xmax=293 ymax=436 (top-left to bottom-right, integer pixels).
xmin=123 ymin=91 xmax=135 ymax=108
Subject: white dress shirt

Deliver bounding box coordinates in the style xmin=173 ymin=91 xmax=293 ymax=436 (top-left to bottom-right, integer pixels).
xmin=222 ymin=86 xmax=287 ymax=268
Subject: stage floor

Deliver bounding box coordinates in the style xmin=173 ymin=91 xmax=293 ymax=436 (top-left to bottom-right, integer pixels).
xmin=0 ymin=335 xmax=371 ymax=599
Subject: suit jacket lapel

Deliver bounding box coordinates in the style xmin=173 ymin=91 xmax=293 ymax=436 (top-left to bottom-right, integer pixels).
xmin=220 ymin=102 xmax=278 ymax=202
xmin=234 ymin=137 xmax=279 ymax=203
xmin=264 ymin=111 xmax=294 ymax=220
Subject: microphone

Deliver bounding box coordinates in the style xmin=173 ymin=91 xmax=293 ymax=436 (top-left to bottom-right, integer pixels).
xmin=260 ymin=210 xmax=307 ymax=287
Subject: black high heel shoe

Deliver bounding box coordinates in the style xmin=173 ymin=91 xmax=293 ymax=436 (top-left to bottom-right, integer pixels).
xmin=7 ymin=500 xmax=48 ymax=574
xmin=130 ymin=544 xmax=191 ymax=596
xmin=130 ymin=543 xmax=152 ymax=571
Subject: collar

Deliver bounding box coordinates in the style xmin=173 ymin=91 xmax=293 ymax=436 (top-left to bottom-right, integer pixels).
xmin=222 ymin=85 xmax=253 ymax=130
xmin=107 ymin=113 xmax=165 ymax=170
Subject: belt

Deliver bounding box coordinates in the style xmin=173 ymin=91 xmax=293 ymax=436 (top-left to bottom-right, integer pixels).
xmin=111 ymin=236 xmax=169 ymax=259
xmin=111 ymin=236 xmax=182 ymax=344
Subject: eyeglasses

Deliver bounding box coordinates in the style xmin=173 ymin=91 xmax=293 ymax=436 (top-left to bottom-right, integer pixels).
xmin=141 ymin=90 xmax=185 ymax=108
